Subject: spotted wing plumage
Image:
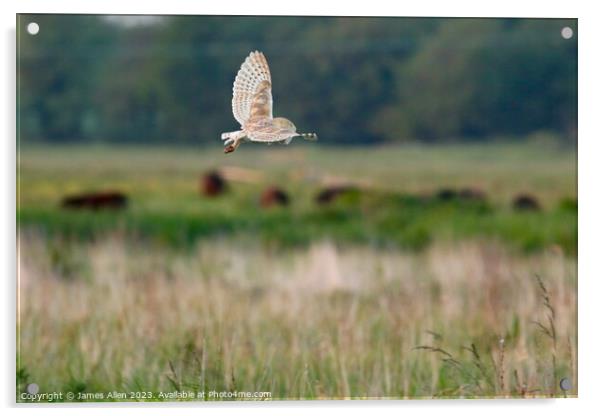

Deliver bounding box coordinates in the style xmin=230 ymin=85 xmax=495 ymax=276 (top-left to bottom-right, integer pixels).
xmin=231 ymin=51 xmax=272 ymax=127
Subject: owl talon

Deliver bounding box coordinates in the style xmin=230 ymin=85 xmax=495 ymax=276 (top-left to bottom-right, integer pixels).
xmin=224 ymin=144 xmax=236 ymax=154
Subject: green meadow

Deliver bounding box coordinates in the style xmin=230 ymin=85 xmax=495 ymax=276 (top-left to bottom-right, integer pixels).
xmin=18 ymin=142 xmax=576 ymax=253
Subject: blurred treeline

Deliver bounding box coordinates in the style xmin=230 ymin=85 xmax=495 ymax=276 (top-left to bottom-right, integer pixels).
xmin=17 ymin=15 xmax=577 ymax=144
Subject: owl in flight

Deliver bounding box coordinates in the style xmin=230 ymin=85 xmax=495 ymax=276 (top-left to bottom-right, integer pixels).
xmin=221 ymin=51 xmax=318 ymax=153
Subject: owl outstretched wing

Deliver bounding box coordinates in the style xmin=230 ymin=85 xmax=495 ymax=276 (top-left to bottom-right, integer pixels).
xmin=231 ymin=51 xmax=273 ymax=127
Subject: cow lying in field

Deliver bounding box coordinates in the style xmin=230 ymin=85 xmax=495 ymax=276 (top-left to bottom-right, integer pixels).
xmin=61 ymin=191 xmax=128 ymax=210
xmin=200 ymin=171 xmax=227 ymax=197
xmin=512 ymin=193 xmax=541 ymax=212
xmin=260 ymin=187 xmax=289 ymax=208
xmin=315 ymin=186 xmax=357 ymax=205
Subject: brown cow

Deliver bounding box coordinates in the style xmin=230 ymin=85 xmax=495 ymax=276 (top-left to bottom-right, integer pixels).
xmin=260 ymin=187 xmax=290 ymax=208
xmin=62 ymin=191 xmax=128 ymax=210
xmin=513 ymin=194 xmax=541 ymax=212
xmin=315 ymin=186 xmax=357 ymax=205
xmin=435 ymin=188 xmax=458 ymax=201
xmin=200 ymin=170 xmax=227 ymax=197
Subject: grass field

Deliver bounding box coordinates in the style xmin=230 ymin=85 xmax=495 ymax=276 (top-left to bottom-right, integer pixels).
xmin=18 ymin=142 xmax=576 ymax=252
xmin=17 ymin=142 xmax=577 ymax=401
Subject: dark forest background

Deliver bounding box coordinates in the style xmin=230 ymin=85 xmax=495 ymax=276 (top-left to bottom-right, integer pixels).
xmin=17 ymin=15 xmax=577 ymax=145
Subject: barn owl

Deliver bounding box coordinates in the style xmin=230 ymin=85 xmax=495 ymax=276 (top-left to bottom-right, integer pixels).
xmin=221 ymin=51 xmax=318 ymax=153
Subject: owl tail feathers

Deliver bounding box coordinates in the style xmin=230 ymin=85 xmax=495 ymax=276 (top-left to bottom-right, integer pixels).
xmin=300 ymin=133 xmax=318 ymax=141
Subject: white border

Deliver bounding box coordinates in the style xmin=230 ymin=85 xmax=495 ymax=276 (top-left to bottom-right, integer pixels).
xmin=3 ymin=1 xmax=601 ymax=415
